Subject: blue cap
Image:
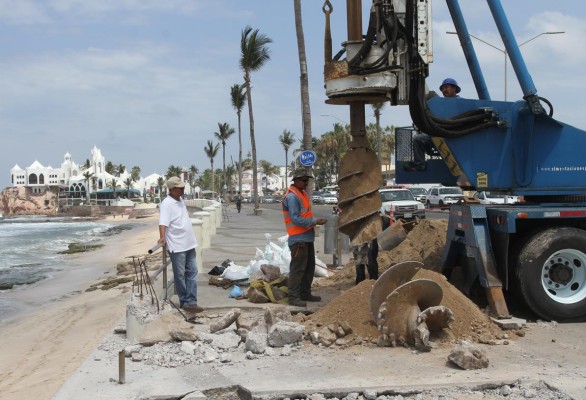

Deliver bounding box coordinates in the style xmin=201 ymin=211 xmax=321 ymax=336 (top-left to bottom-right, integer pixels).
xmin=440 ymin=78 xmax=461 ymax=94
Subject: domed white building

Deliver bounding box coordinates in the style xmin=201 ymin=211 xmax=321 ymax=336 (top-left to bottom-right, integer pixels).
xmin=9 ymin=146 xmax=194 ymax=206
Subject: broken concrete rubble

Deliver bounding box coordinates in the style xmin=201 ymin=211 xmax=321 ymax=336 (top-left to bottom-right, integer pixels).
xmin=448 ymin=340 xmax=490 ymax=370
xmin=209 ymin=308 xmax=241 ymax=333
xmin=267 ymin=321 xmax=305 ymax=347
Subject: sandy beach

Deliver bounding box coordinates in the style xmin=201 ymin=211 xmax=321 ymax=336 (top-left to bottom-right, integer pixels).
xmin=0 ymin=214 xmax=160 ymax=400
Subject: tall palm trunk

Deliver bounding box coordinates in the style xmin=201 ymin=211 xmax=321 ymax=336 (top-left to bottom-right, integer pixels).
xmin=244 ymin=73 xmax=259 ymax=213
xmin=294 ymin=0 xmax=313 ymax=195
xmin=238 ymin=111 xmax=243 ymax=195
xmin=222 ymin=143 xmax=226 ymax=193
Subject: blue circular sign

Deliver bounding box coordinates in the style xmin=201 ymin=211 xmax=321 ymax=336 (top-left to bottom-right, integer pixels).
xmin=299 ymin=150 xmax=317 ymax=167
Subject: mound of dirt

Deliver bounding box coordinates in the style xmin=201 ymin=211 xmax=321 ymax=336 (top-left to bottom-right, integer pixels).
xmin=309 ymin=219 xmax=506 ymax=346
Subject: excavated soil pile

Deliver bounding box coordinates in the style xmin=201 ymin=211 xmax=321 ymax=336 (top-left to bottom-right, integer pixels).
xmin=326 ymin=219 xmax=449 ymax=284
xmin=309 ymin=219 xmax=507 ymax=346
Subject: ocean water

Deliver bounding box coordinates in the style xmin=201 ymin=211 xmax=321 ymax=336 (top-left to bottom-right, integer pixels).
xmin=0 ymin=216 xmax=128 ymax=315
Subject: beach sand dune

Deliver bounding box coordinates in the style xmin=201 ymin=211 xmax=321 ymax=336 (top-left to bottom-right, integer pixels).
xmin=0 ymin=215 xmax=159 ymax=400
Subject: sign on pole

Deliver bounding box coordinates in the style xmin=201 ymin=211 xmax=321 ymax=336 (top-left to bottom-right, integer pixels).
xmin=299 ymin=150 xmax=317 ymax=167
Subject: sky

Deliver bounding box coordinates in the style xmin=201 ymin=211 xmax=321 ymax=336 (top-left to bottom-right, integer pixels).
xmin=2 ymin=0 xmax=585 ymax=188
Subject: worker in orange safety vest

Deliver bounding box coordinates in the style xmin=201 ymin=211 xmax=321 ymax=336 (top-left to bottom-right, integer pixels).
xmin=282 ymin=168 xmax=327 ymax=307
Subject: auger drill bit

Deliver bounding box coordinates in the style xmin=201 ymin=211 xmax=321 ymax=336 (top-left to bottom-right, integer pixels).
xmin=375 ymin=279 xmax=449 ymax=351
xmin=369 ymin=261 xmax=423 ymax=321
xmin=338 ymin=146 xmax=383 ymax=246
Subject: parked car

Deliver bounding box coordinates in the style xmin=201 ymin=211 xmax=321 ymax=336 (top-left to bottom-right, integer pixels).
xmin=379 ymin=188 xmax=426 ymax=220
xmin=426 ymin=186 xmax=464 ymax=207
xmin=261 ymin=195 xmax=278 ymax=204
xmin=311 ymin=190 xmax=323 ymax=200
xmin=322 ymin=193 xmax=338 ymax=205
xmin=312 ymin=193 xmax=325 ymax=204
xmin=407 ymin=187 xmax=428 ymax=203
xmin=474 ymin=191 xmax=519 ymax=205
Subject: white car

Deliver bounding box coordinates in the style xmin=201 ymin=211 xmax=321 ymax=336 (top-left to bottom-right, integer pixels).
xmin=426 ymin=186 xmax=464 ymax=207
xmin=407 ymin=187 xmax=428 ymax=203
xmin=322 ymin=194 xmax=338 ymax=204
xmin=379 ymin=188 xmax=426 ymax=220
xmin=474 ymin=191 xmax=519 ymax=205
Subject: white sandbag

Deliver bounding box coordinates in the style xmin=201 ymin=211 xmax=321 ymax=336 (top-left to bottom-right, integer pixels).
xmin=314 ymin=257 xmax=330 ymax=278
xmin=221 ymin=263 xmax=250 ymax=281
xmin=249 ymin=259 xmax=270 ymax=275
xmin=280 ymin=246 xmax=291 ymax=273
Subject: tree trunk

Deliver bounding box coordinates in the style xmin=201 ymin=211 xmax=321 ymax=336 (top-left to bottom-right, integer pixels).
xmin=245 ymin=72 xmax=260 ymax=214
xmin=284 ymin=151 xmax=289 ymax=190
xmin=222 ymin=144 xmax=226 ymax=194
xmin=238 ymin=111 xmax=243 ymax=196
xmin=294 ymin=0 xmax=313 ymax=194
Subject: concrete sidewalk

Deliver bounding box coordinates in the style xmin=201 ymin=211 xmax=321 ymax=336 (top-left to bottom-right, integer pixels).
xmin=53 ymin=205 xmax=355 ymax=400
xmin=52 ymin=205 xmax=584 ymax=400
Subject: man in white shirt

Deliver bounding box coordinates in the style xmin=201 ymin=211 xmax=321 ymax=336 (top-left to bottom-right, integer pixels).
xmin=158 ymin=176 xmax=202 ymax=313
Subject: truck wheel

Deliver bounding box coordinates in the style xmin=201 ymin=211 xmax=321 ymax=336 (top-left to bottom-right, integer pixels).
xmin=514 ymin=227 xmax=586 ymax=321
xmin=426 ymin=200 xmax=431 ymax=208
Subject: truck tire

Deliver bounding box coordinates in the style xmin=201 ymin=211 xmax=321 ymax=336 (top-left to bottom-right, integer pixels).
xmin=514 ymin=227 xmax=586 ymax=322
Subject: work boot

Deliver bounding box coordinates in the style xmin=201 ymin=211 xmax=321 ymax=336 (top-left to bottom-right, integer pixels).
xmin=183 ymin=303 xmax=204 ymax=313
xmin=301 ymin=294 xmax=322 ymax=302
xmin=288 ymin=298 xmax=307 ymax=307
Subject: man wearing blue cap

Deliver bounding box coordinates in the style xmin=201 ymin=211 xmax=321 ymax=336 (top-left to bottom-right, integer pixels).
xmin=405 ymin=78 xmax=460 ymax=171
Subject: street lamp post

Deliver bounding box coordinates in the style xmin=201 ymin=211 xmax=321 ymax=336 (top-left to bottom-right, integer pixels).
xmin=447 ymin=31 xmax=564 ymax=100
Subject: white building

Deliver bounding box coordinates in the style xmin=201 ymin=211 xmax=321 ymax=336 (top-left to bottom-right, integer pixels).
xmin=9 ymin=145 xmax=196 ymax=204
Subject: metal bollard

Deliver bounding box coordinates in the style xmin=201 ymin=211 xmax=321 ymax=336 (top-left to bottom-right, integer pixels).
xmin=118 ymin=350 xmax=125 ymax=384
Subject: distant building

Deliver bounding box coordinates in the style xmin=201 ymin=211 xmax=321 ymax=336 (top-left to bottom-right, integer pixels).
xmin=9 ymin=145 xmax=197 ymax=205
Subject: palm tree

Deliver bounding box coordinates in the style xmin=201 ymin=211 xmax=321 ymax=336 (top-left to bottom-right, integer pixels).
xmin=166 ymin=165 xmax=183 ymax=179
xmin=156 ymin=177 xmax=165 ymax=200
xmin=123 ymin=177 xmax=134 ymax=190
xmin=214 ymin=122 xmax=235 ymax=193
xmin=130 ymin=166 xmax=141 ymax=182
xmin=240 ymin=25 xmax=272 ymax=214
xmin=204 ymin=140 xmax=220 ymax=193
xmin=105 ymin=161 xmax=115 ymax=175
xmin=230 ymin=83 xmax=247 ymax=195
xmin=372 ymin=103 xmax=386 ymax=164
xmin=279 ymin=129 xmax=295 ymax=189
xmin=225 ymin=163 xmax=237 ymax=193
xmin=188 ymin=165 xmax=199 ymax=196
xmin=117 ymin=164 xmax=126 ymax=177
xmin=107 ymin=178 xmax=119 ymax=201
xmin=293 ymin=0 xmax=313 ymax=161
xmin=82 ymin=170 xmax=94 ymax=204
xmin=259 ymin=160 xmax=279 ymax=193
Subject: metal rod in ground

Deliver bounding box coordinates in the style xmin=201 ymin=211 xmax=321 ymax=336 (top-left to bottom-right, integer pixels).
xmin=131 ymin=256 xmax=140 ymax=294
xmin=138 ymin=259 xmax=153 ymax=300
xmin=167 ymin=299 xmax=187 ymax=321
xmin=137 ymin=257 xmax=147 ymax=300
xmin=140 ymin=258 xmax=160 ymax=312
xmin=118 ymin=350 xmax=125 ymax=384
xmin=133 ymin=256 xmax=145 ymax=298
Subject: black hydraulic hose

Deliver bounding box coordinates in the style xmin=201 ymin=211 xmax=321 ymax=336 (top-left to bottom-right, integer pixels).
xmin=539 ymin=96 xmax=554 ymax=117
xmin=348 ymin=8 xmax=377 ymax=68
xmin=429 ymin=110 xmax=495 ymax=126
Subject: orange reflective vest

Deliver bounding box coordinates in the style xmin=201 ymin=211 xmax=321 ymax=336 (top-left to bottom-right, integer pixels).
xmin=282 ymin=186 xmax=313 ymax=236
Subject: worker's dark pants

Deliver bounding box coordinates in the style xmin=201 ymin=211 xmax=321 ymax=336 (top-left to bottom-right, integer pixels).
xmin=413 ymin=134 xmax=435 ymax=167
xmin=288 ymin=242 xmax=316 ymax=300
xmin=355 ymin=239 xmax=379 ymax=285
